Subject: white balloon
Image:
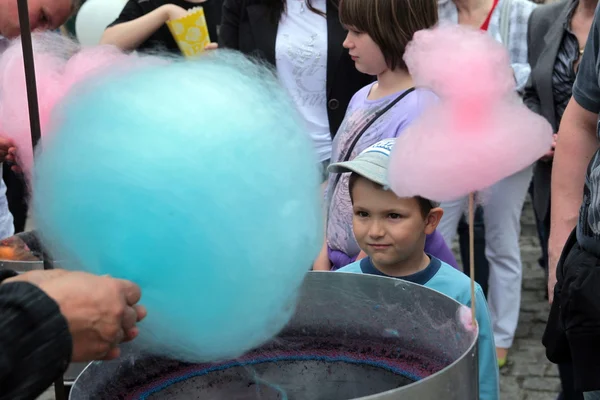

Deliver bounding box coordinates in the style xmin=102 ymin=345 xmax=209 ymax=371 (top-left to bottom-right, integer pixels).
xmin=75 ymin=0 xmax=128 ymax=46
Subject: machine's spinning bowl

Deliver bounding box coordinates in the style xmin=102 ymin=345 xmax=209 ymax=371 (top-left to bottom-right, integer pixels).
xmin=68 ymin=271 xmax=478 ymax=399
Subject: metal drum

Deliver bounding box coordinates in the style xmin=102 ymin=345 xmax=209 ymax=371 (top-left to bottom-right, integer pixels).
xmin=69 ymin=271 xmax=478 ymax=399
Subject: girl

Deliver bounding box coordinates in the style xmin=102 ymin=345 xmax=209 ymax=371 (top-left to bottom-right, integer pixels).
xmin=314 ymin=0 xmax=459 ymax=272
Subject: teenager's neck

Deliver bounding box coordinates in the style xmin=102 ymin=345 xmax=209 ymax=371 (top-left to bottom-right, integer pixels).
xmin=454 ymin=0 xmax=492 ymax=14
xmin=370 ymin=68 xmax=414 ymax=100
xmin=372 ymin=251 xmax=431 ymax=278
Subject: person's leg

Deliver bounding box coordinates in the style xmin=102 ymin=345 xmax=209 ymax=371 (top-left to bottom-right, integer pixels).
xmin=529 ymin=181 xmax=548 ymax=270
xmin=3 ymin=166 xmax=27 ymax=233
xmin=459 ymin=206 xmax=490 ymax=296
xmin=483 ymin=166 xmax=533 ymax=355
xmin=438 ymin=195 xmax=468 ymax=251
xmin=558 ymin=363 xmax=584 ymax=400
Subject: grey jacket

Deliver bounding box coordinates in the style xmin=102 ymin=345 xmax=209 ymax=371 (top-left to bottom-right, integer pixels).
xmin=523 ymin=0 xmax=573 ymax=220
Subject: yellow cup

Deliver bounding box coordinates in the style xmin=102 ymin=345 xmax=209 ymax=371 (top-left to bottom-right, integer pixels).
xmin=166 ymin=7 xmax=211 ymax=58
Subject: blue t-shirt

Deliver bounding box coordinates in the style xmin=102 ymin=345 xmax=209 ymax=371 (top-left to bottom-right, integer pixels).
xmin=338 ymin=256 xmax=499 ymax=400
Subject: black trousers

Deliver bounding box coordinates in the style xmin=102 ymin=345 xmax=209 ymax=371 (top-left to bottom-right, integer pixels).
xmin=544 ymin=230 xmax=600 ymax=392
xmin=3 ymin=166 xmax=27 ymax=233
xmin=458 ymin=206 xmax=490 ymax=297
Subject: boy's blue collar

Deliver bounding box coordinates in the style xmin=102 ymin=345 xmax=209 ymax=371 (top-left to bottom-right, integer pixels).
xmin=359 ymin=254 xmax=441 ymax=285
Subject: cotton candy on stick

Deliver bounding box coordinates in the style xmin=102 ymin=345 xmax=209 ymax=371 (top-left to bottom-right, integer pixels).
xmin=32 ymin=51 xmax=323 ymax=363
xmin=387 ymin=24 xmax=553 ymax=325
xmin=0 ymin=33 xmax=166 ymax=181
xmin=388 ymin=24 xmax=553 ymax=202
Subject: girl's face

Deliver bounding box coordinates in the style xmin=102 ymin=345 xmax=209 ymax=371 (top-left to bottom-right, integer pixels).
xmin=343 ymin=28 xmax=388 ymax=76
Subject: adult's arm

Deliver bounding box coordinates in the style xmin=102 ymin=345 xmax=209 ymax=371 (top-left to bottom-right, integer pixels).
xmin=219 ymin=0 xmax=242 ymax=49
xmin=548 ymin=3 xmax=600 ymax=302
xmin=548 ymin=3 xmax=600 ymax=301
xmin=548 ymin=99 xmax=599 ymax=301
xmin=0 ymin=279 xmax=71 ymax=400
xmin=101 ymin=2 xmax=185 ymax=51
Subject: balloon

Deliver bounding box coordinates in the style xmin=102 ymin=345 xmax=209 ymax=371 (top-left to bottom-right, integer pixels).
xmin=75 ymin=0 xmax=127 ymax=46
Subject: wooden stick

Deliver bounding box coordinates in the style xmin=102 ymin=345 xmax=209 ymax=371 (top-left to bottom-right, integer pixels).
xmin=468 ymin=192 xmax=477 ymax=327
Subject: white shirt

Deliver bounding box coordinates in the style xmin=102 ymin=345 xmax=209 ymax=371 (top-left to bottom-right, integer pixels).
xmin=0 ymin=38 xmax=16 ymax=239
xmin=275 ymin=0 xmax=331 ymax=162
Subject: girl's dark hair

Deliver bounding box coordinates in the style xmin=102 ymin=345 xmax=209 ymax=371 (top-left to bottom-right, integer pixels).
xmin=266 ymin=0 xmax=339 ymax=21
xmin=339 ymin=0 xmax=438 ymax=71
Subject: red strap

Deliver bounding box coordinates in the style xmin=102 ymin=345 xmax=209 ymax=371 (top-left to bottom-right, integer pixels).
xmin=480 ymin=0 xmax=499 ymax=31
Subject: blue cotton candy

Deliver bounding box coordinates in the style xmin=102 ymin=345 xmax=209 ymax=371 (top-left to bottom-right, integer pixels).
xmin=32 ymin=51 xmax=323 ymax=362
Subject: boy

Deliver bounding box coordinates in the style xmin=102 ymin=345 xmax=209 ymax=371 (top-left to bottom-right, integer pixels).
xmin=331 ymin=138 xmax=499 ymax=400
xmin=101 ymin=0 xmax=222 ymax=54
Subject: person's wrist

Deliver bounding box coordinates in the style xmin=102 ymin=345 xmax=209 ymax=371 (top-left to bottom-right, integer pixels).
xmin=0 ymin=269 xmax=18 ymax=283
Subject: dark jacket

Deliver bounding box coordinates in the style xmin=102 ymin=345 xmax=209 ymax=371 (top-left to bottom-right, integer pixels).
xmin=218 ymin=0 xmax=374 ymax=137
xmin=523 ymin=0 xmax=572 ymax=220
xmin=0 ymin=274 xmax=72 ymax=400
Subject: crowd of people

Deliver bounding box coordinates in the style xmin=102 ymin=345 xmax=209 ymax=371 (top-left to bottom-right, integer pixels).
xmin=0 ymin=0 xmax=600 ymax=399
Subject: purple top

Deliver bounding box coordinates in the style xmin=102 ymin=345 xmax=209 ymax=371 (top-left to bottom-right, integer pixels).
xmin=325 ymin=83 xmax=458 ymax=270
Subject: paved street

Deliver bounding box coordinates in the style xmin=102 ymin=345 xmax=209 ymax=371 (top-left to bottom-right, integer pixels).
xmin=38 ymin=199 xmax=557 ymax=400
xmin=497 ymin=199 xmax=559 ymax=400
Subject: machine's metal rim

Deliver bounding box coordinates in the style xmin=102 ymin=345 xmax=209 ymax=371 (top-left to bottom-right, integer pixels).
xmin=69 ymin=272 xmax=479 ymax=400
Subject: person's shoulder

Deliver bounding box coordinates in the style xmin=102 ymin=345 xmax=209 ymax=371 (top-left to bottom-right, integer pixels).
xmin=336 ymin=260 xmax=363 ymax=274
xmin=432 ymin=260 xmax=468 ymax=282
xmin=529 ymin=0 xmax=570 ymax=26
xmin=503 ymin=0 xmax=538 ymax=20
xmin=409 ymin=88 xmax=439 ymax=106
xmin=391 ymin=88 xmax=438 ymax=122
xmin=427 ymin=260 xmax=482 ymax=306
xmin=437 ymin=0 xmax=455 ymax=17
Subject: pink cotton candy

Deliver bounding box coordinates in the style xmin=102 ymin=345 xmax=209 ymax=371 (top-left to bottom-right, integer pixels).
xmin=388 ymin=24 xmax=553 ymax=202
xmin=458 ymin=305 xmax=478 ymax=333
xmin=0 ymin=33 xmax=167 ymax=181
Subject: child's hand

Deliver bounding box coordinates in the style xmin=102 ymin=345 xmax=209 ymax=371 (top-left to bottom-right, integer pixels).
xmin=163 ymin=4 xmax=189 ymax=21
xmin=205 ymin=43 xmax=218 ymax=51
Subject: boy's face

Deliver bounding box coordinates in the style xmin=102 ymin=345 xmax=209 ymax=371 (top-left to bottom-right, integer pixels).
xmin=351 ymin=177 xmax=442 ymax=270
xmin=343 ymin=28 xmax=387 ymax=76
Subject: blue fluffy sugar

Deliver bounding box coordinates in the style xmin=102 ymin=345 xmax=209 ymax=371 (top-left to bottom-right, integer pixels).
xmin=32 ymin=52 xmax=323 ymax=362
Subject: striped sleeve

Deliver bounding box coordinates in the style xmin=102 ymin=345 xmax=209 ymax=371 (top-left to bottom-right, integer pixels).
xmin=0 ymin=282 xmax=72 ymax=400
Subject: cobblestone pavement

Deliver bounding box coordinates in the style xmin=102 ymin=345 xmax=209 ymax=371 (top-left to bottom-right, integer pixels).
xmin=497 ymin=199 xmax=559 ymax=400
xmin=450 ymin=198 xmax=558 ymax=400
xmin=38 ymin=199 xmax=556 ymax=400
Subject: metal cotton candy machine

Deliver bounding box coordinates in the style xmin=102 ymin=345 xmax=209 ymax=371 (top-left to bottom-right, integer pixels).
xmin=69 ymin=271 xmax=478 ymax=400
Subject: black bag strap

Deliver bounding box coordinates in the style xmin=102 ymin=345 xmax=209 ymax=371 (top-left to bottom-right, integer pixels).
xmin=331 ymin=87 xmax=416 ymax=190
